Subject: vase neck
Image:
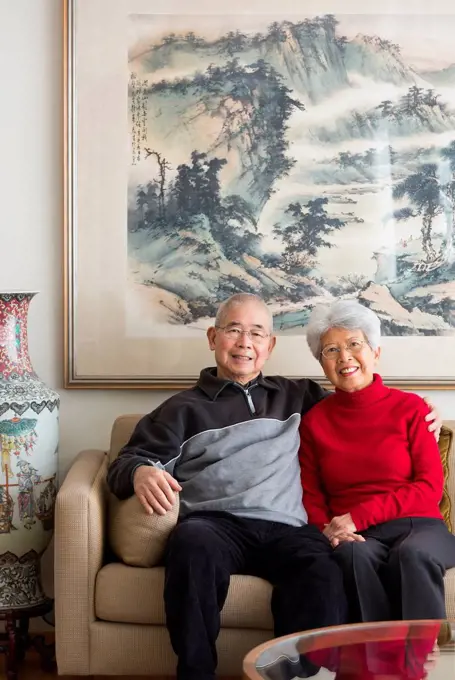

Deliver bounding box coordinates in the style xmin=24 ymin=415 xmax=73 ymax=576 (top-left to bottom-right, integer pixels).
xmin=0 ymin=294 xmax=37 ymax=381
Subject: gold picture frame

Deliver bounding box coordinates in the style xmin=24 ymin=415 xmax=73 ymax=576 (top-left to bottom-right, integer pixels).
xmin=64 ymin=0 xmax=455 ymax=389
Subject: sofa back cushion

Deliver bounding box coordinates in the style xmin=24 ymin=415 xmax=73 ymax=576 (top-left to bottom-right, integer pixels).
xmin=109 ymin=414 xmax=143 ymax=463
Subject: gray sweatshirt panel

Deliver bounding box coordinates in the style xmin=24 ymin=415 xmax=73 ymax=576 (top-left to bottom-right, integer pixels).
xmin=167 ymin=413 xmax=307 ymax=527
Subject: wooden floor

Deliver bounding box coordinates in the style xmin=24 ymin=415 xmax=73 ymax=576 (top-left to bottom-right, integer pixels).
xmin=0 ymin=653 xmax=240 ymax=680
xmin=0 ymin=668 xmax=240 ymax=680
xmin=0 ymin=663 xmax=241 ymax=679
xmin=0 ymin=633 xmax=242 ymax=679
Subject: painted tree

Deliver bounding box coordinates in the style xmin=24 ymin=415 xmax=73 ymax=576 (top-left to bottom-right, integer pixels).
xmin=162 ymin=33 xmax=177 ymax=45
xmin=266 ymin=21 xmax=287 ymax=43
xmin=316 ymin=14 xmax=339 ymax=34
xmin=440 ymin=140 xmax=455 ymax=250
xmin=393 ymin=163 xmax=443 ymax=262
xmin=336 ymin=150 xmax=365 ymax=169
xmin=174 ymin=151 xmax=213 ymax=218
xmin=222 ymin=30 xmax=248 ymax=56
xmin=134 ymin=181 xmax=160 ymax=230
xmin=377 ymin=100 xmax=394 ymax=117
xmin=274 ymin=198 xmax=344 ymax=272
xmin=424 ymin=89 xmax=440 ymax=107
xmin=199 ymin=157 xmax=227 ymax=219
xmin=214 ymin=195 xmax=261 ymax=263
xmin=145 ymin=150 xmax=171 ymax=221
xmin=408 ymin=85 xmax=425 ymax=108
xmin=184 ymin=32 xmax=198 ymax=44
xmin=172 ymin=151 xmax=256 ymax=257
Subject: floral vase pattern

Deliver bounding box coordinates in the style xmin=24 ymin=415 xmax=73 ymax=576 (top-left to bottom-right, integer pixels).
xmin=0 ymin=293 xmax=59 ymax=609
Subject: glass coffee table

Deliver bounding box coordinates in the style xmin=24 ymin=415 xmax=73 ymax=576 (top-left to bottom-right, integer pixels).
xmin=243 ymin=620 xmax=455 ymax=679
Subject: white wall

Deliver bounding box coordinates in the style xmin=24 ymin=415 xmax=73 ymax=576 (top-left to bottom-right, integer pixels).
xmin=0 ymin=0 xmax=176 ymax=482
xmin=0 ymin=0 xmax=175 ymax=609
xmin=1 ymin=0 xmax=455 ymax=594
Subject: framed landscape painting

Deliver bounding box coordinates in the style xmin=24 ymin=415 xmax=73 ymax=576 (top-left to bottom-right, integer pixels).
xmin=64 ymin=0 xmax=455 ymax=388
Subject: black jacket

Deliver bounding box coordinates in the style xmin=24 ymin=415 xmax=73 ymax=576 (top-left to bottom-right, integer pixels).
xmin=107 ymin=368 xmax=327 ymax=526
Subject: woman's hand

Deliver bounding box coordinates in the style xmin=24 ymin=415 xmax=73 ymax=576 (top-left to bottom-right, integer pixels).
xmin=324 ymin=513 xmax=367 ymax=548
xmin=323 ymin=513 xmax=357 ymax=540
xmin=330 ymin=532 xmax=366 ymax=548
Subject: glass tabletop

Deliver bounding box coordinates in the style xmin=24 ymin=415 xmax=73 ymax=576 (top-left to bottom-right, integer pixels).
xmin=243 ymin=620 xmax=455 ymax=679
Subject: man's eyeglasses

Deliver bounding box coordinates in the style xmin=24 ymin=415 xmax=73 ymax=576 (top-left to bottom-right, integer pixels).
xmin=321 ymin=339 xmax=368 ymax=360
xmin=216 ymin=326 xmax=270 ymax=343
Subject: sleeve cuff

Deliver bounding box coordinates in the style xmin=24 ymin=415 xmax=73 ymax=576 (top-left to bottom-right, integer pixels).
xmin=349 ymin=507 xmax=369 ymax=532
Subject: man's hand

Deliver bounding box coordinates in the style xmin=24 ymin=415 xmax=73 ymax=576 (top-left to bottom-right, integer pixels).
xmin=323 ymin=513 xmax=357 ymax=541
xmin=424 ymin=398 xmax=442 ymax=441
xmin=133 ymin=465 xmax=182 ymax=516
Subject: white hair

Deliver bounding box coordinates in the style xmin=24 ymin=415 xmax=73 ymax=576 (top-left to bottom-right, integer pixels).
xmin=306 ymin=300 xmax=381 ymax=359
xmin=215 ymin=293 xmax=274 ymax=332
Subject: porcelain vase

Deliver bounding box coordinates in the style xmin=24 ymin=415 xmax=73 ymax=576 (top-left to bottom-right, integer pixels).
xmin=0 ymin=292 xmax=59 ymax=609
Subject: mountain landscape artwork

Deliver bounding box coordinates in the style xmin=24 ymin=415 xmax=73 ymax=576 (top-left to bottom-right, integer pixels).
xmin=127 ymin=13 xmax=455 ymax=337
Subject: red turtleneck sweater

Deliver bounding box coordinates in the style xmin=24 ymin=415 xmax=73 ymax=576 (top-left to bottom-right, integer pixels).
xmin=298 ymin=374 xmax=444 ymax=532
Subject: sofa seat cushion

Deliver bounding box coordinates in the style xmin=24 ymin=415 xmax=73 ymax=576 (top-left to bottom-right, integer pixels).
xmin=96 ymin=564 xmax=455 ymax=630
xmin=95 ymin=563 xmax=274 ymax=630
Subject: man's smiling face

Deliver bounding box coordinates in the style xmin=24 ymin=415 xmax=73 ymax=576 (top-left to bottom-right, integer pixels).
xmin=207 ymin=300 xmax=276 ymax=385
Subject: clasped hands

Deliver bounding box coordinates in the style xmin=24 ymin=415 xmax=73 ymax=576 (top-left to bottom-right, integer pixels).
xmin=323 ymin=513 xmax=365 ymax=548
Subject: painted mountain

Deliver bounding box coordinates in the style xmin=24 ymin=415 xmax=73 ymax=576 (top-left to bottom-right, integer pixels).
xmin=127 ymin=14 xmax=455 ymax=335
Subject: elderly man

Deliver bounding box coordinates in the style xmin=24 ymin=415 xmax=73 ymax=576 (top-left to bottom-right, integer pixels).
xmin=107 ymin=293 xmax=440 ymax=680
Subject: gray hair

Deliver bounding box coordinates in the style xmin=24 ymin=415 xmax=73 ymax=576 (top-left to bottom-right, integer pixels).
xmin=306 ymin=300 xmax=381 ymax=359
xmin=215 ymin=293 xmax=274 ymax=332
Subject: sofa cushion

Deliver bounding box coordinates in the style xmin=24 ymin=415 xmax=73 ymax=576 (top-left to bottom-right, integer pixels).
xmin=95 ymin=563 xmax=274 ymax=630
xmin=439 ymin=425 xmax=453 ymax=533
xmin=109 ymin=493 xmax=179 ymax=567
xmin=95 ymin=562 xmax=455 ymax=629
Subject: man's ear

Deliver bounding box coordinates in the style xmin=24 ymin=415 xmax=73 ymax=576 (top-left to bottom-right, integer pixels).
xmin=374 ymin=346 xmax=381 ymax=363
xmin=207 ymin=326 xmax=217 ymax=350
xmin=268 ymin=335 xmax=277 ymax=355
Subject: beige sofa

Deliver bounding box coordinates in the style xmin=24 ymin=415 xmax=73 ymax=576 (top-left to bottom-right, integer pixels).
xmin=55 ymin=416 xmax=455 ymax=677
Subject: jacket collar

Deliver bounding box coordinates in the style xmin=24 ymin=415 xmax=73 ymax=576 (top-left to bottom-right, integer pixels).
xmin=197 ymin=367 xmax=279 ymax=401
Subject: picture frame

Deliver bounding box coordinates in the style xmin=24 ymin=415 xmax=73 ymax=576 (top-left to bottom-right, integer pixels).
xmin=64 ymin=0 xmax=455 ymax=389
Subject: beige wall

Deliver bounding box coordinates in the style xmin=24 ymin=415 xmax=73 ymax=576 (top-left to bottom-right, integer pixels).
xmin=1 ymin=0 xmax=455 ymax=599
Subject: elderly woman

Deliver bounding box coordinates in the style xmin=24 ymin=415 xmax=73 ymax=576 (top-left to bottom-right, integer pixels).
xmin=299 ymin=299 xmax=455 ymax=623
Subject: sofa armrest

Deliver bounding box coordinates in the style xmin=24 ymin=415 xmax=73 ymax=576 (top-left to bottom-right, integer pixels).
xmin=55 ymin=449 xmax=108 ymax=675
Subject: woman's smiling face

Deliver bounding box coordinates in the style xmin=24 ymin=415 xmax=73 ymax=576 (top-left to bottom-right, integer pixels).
xmin=320 ymin=327 xmax=381 ymax=392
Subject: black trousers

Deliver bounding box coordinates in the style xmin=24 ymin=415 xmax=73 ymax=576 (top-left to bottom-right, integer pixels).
xmin=164 ymin=511 xmax=347 ymax=680
xmin=333 ymin=517 xmax=455 ymax=623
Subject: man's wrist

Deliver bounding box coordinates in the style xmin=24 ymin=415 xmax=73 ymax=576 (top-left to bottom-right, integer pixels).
xmin=130 ymin=461 xmax=149 ymax=486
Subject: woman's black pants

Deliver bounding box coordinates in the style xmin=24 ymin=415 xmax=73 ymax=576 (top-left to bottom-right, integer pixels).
xmin=333 ymin=517 xmax=455 ymax=623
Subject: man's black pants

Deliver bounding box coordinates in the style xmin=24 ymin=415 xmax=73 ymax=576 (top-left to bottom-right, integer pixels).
xmin=333 ymin=517 xmax=455 ymax=623
xmin=164 ymin=511 xmax=348 ymax=680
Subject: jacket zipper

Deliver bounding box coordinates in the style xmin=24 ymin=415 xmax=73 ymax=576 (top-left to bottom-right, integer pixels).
xmin=243 ymin=385 xmax=257 ymax=416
